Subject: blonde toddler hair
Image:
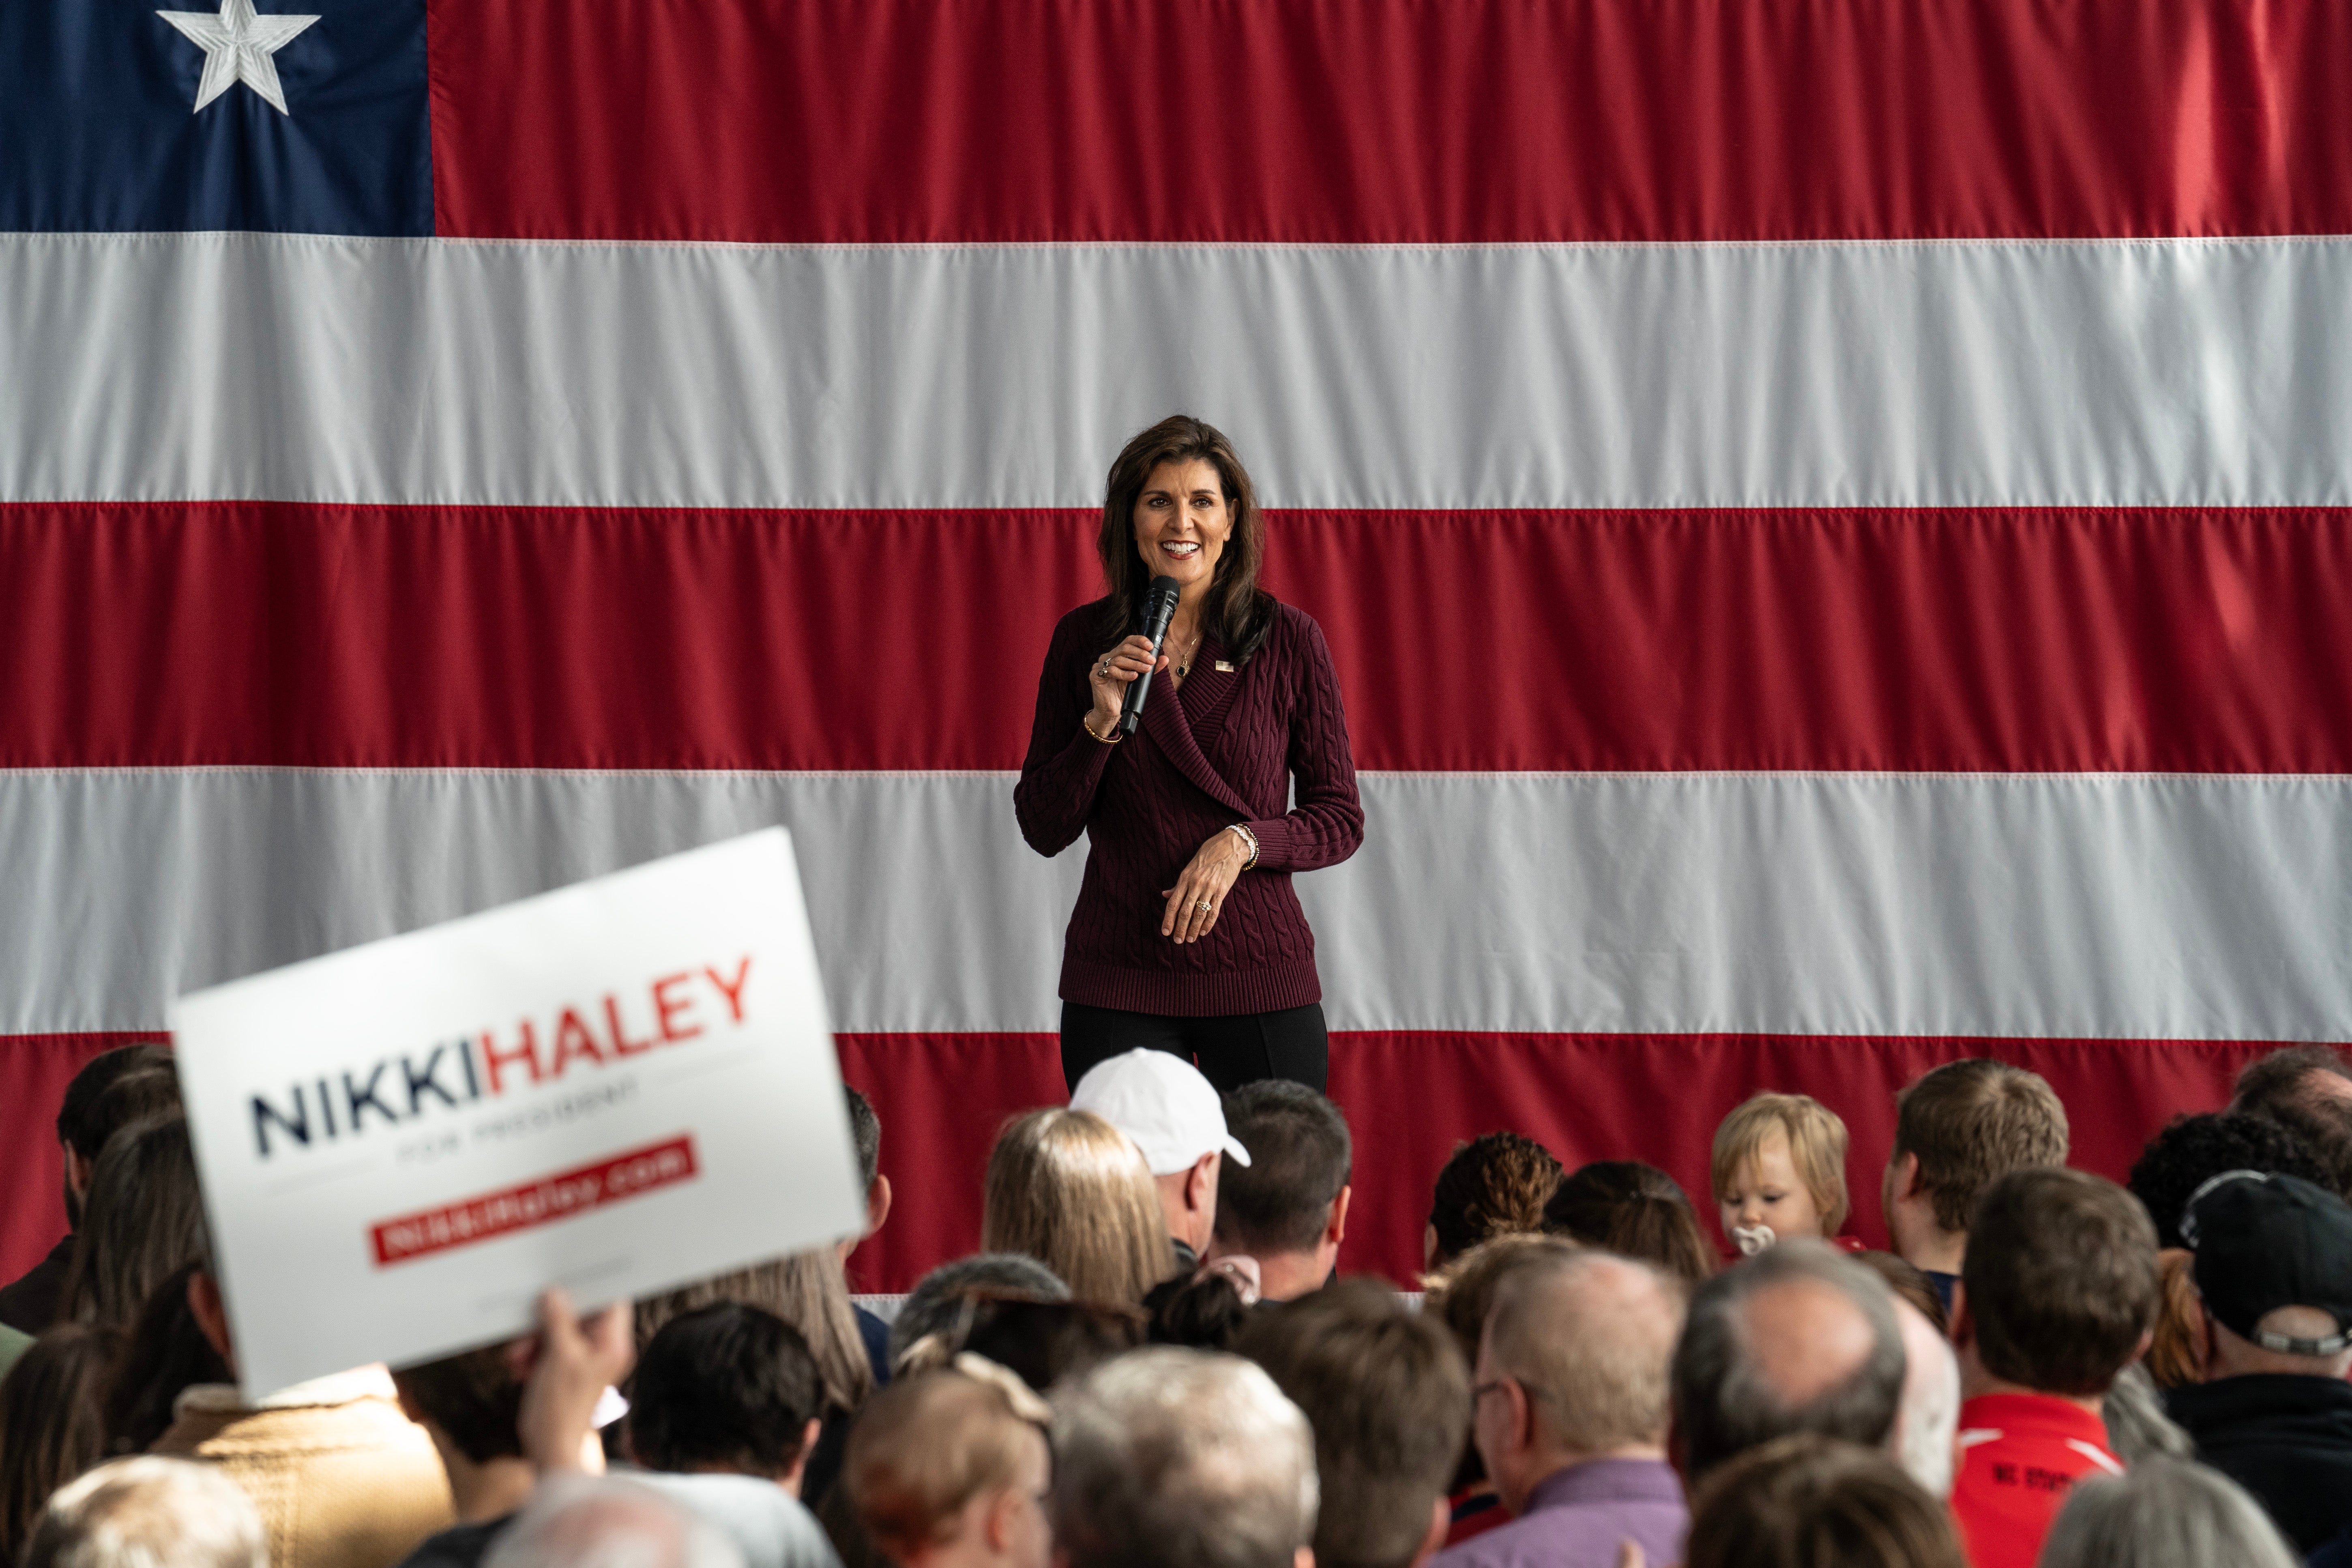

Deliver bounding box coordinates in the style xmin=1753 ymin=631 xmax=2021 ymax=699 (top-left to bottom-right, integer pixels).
xmin=1711 ymin=1092 xmax=1852 ymax=1235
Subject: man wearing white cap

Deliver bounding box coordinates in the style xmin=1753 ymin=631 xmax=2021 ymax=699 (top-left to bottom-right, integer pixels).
xmin=1069 ymin=1049 xmax=1252 ymax=1270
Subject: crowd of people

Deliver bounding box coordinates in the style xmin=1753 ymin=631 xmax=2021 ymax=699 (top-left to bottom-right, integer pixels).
xmin=4 ymin=1040 xmax=2352 ymax=1568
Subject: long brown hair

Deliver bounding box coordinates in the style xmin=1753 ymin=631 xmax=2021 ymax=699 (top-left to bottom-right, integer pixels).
xmin=1097 ymin=414 xmax=1276 ymax=662
xmin=981 ymin=1110 xmax=1174 ymax=1306
xmin=103 ymin=1262 xmax=230 ymax=1457
xmin=64 ymin=1113 xmax=205 ymax=1330
xmin=0 ymin=1323 xmax=127 ymax=1564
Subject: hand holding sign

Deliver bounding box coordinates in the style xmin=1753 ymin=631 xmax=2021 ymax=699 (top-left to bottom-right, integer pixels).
xmin=515 ymin=1289 xmax=634 ymax=1476
xmin=171 ymin=829 xmax=864 ymax=1397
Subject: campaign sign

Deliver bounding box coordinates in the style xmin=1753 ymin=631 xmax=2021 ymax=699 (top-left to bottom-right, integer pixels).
xmin=170 ymin=829 xmax=865 ymax=1397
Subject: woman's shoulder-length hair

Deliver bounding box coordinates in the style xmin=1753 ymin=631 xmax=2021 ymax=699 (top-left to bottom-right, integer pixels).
xmin=980 ymin=1108 xmax=1174 ymax=1308
xmin=1096 ymin=414 xmax=1278 ymax=663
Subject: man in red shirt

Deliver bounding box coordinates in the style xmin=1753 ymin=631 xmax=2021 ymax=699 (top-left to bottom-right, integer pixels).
xmin=1948 ymin=1168 xmax=2160 ymax=1568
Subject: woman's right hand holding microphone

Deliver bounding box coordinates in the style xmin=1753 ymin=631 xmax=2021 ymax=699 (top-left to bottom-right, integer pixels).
xmin=1086 ymin=635 xmax=1166 ymax=739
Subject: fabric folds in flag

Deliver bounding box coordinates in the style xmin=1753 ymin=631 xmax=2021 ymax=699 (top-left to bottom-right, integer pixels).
xmin=4 ymin=0 xmax=2350 ymax=1288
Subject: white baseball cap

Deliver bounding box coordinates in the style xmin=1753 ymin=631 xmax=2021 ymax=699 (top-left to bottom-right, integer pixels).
xmin=1069 ymin=1049 xmax=1253 ymax=1176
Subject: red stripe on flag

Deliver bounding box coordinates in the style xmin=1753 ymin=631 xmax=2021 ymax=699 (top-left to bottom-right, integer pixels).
xmin=0 ymin=1033 xmax=171 ymax=1283
xmin=429 ymin=0 xmax=2352 ymax=244
xmin=10 ymin=503 xmax=2352 ymax=773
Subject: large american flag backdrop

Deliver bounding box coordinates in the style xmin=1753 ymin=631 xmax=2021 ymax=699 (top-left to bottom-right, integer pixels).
xmin=5 ymin=0 xmax=2351 ymax=1293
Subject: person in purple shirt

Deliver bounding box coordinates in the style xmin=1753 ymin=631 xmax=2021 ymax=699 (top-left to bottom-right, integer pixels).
xmin=1430 ymin=1252 xmax=1689 ymax=1568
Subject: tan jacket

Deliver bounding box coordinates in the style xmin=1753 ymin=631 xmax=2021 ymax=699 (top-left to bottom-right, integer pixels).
xmin=154 ymin=1368 xmax=455 ymax=1568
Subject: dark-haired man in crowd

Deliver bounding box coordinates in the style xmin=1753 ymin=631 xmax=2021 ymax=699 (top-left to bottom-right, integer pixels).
xmin=1071 ymin=1048 xmax=1251 ymax=1270
xmin=631 ymin=1304 xmax=826 ymax=1498
xmin=2165 ymin=1172 xmax=2352 ymax=1553
xmin=1879 ymin=1058 xmax=2068 ymax=1313
xmin=1208 ymin=1080 xmax=1351 ymax=1301
xmin=1051 ymin=1347 xmax=1316 ymax=1568
xmin=0 ymin=1041 xmax=175 ymax=1333
xmin=1438 ymin=1253 xmax=1687 ymax=1568
xmin=1949 ymin=1168 xmax=2158 ymax=1568
xmin=1239 ymin=1278 xmax=1471 ymax=1568
xmin=509 ymin=1291 xmax=841 ymax=1568
xmin=838 ymin=1088 xmax=895 ymax=1383
xmin=1670 ymin=1240 xmax=1904 ymax=1487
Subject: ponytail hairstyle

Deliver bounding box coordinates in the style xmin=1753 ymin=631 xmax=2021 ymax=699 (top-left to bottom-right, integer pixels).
xmin=1097 ymin=415 xmax=1276 ymax=664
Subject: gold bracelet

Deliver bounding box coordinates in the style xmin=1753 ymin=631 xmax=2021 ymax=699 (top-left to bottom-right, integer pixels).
xmin=1083 ymin=713 xmax=1123 ymax=744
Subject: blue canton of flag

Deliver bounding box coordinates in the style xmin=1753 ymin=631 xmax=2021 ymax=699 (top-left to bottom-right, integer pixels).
xmin=0 ymin=0 xmax=431 ymax=234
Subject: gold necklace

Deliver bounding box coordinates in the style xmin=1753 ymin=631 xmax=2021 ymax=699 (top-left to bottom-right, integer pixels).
xmin=1169 ymin=627 xmax=1204 ymax=680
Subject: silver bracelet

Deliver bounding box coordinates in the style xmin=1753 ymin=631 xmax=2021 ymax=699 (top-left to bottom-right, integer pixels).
xmin=1226 ymin=822 xmax=1259 ymax=869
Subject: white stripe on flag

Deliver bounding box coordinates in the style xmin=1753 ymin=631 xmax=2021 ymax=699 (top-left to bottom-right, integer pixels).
xmin=4 ymin=768 xmax=2348 ymax=1040
xmin=3 ymin=235 xmax=2347 ymax=511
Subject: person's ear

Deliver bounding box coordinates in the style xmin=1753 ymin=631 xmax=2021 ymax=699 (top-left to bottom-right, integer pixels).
xmin=1408 ymin=1493 xmax=1451 ymax=1568
xmin=1948 ymin=1292 xmax=1975 ymax=1351
xmin=187 ymin=1270 xmax=235 ymax=1370
xmin=1292 ymin=1549 xmax=1315 ymax=1568
xmin=1188 ymin=1152 xmax=1218 ymax=1216
xmin=1327 ymin=1186 xmax=1352 ymax=1248
xmin=867 ymin=1174 xmax=894 ymax=1237
xmin=982 ymin=1484 xmax=1023 ymax=1552
xmin=66 ymin=1145 xmax=96 ymax=1201
xmin=1490 ymin=1375 xmax=1539 ymax=1456
xmin=780 ymin=1417 xmax=822 ymax=1496
xmin=1423 ymin=1224 xmax=1440 ymax=1270
xmin=1893 ymin=1152 xmax=1921 ymax=1204
xmin=1667 ymin=1417 xmax=1688 ymax=1484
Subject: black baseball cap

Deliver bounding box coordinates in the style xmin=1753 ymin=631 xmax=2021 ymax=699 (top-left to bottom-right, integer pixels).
xmin=2184 ymin=1171 xmax=2352 ymax=1356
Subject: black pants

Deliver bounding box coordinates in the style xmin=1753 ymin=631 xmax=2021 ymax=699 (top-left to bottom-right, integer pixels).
xmin=1060 ymin=1001 xmax=1329 ymax=1096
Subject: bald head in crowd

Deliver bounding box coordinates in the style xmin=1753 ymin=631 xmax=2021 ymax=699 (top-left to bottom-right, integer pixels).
xmin=1670 ymin=1240 xmax=1906 ymax=1485
xmin=1425 ymin=1251 xmax=1692 ymax=1568
xmin=486 ymin=1478 xmax=743 ymax=1568
xmin=1051 ymin=1348 xmax=1317 ymax=1568
xmin=1483 ymin=1254 xmax=1683 ymax=1475
xmin=22 ymin=1458 xmax=265 ymax=1568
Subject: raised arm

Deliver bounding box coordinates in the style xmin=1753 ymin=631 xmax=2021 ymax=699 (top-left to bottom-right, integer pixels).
xmin=1014 ymin=614 xmax=1116 ymax=856
xmin=1245 ymin=614 xmax=1365 ymax=873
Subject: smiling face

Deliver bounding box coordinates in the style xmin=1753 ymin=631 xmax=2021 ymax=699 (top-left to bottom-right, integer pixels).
xmin=1131 ymin=457 xmax=1233 ymax=594
xmin=1719 ymin=1128 xmax=1828 ymax=1242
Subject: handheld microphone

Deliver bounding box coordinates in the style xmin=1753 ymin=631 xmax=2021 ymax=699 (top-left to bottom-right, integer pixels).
xmin=1120 ymin=576 xmax=1182 ymax=736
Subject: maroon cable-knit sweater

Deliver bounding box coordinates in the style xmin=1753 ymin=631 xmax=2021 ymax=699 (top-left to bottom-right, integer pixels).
xmin=1015 ymin=598 xmax=1365 ymax=1016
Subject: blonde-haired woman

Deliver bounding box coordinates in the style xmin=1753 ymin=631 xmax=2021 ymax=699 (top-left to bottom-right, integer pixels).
xmin=982 ymin=1109 xmax=1175 ymax=1304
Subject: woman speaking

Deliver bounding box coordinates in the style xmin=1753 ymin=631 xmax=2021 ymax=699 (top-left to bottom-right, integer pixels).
xmin=1016 ymin=416 xmax=1364 ymax=1094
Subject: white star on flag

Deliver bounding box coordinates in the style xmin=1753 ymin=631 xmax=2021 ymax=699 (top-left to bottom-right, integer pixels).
xmin=156 ymin=0 xmax=321 ymax=117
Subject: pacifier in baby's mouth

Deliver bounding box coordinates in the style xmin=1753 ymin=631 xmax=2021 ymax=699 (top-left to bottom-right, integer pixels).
xmin=1731 ymin=1223 xmax=1777 ymax=1257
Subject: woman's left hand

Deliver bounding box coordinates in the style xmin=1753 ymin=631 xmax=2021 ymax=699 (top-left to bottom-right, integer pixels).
xmin=1162 ymin=828 xmax=1250 ymax=943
